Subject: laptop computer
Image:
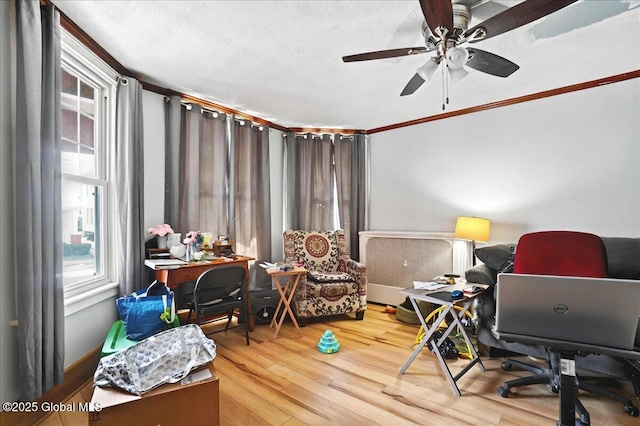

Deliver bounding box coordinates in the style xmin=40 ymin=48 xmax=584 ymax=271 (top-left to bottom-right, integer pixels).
xmin=494 ymin=273 xmax=640 ymax=350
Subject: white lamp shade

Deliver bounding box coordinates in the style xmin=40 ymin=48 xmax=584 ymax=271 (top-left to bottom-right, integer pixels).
xmin=454 ymin=216 xmax=490 ymax=243
xmin=416 ymin=58 xmax=439 ymax=81
xmin=448 ymin=67 xmax=468 ymax=83
xmin=446 ymin=47 xmax=469 ymax=70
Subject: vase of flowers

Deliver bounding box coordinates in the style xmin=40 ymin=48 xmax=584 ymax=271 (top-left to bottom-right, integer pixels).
xmin=147 ymin=224 xmax=174 ymax=249
xmin=183 ymin=231 xmax=204 ymax=262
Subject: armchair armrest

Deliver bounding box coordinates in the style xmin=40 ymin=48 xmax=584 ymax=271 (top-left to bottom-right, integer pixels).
xmin=346 ymin=258 xmax=367 ymax=293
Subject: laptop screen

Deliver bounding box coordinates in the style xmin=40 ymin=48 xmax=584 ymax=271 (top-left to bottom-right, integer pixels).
xmin=495 ymin=274 xmax=640 ymax=350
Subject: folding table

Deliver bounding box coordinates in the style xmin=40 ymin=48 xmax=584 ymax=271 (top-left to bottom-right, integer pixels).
xmin=399 ymin=283 xmax=487 ymax=396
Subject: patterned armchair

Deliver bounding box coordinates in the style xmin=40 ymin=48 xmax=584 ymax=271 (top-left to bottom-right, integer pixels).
xmin=283 ymin=230 xmax=367 ymax=322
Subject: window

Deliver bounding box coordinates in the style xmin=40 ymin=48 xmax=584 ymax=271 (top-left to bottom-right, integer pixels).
xmin=60 ymin=30 xmax=118 ymax=308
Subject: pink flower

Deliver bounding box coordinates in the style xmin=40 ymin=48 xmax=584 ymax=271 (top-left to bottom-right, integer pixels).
xmin=147 ymin=224 xmax=174 ymax=236
xmin=183 ymin=231 xmax=203 ymax=244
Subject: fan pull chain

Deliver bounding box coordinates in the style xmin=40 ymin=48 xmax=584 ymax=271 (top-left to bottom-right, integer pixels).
xmin=445 ymin=63 xmax=450 ymax=107
xmin=441 ymin=60 xmax=451 ymax=110
xmin=441 ymin=61 xmax=446 ymax=110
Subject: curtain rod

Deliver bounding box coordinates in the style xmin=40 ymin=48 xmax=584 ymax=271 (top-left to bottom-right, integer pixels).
xmin=176 ymin=100 xmax=267 ymax=130
xmin=283 ymin=133 xmax=360 ymax=140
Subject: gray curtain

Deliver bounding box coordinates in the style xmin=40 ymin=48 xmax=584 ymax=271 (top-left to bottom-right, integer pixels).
xmin=164 ymin=95 xmax=181 ymax=226
xmin=116 ymin=77 xmax=145 ymax=295
xmin=178 ymin=106 xmax=228 ymax=235
xmin=15 ymin=1 xmax=64 ymax=401
xmin=234 ymin=122 xmax=272 ymax=265
xmin=334 ymin=133 xmax=367 ymax=259
xmin=284 ymin=133 xmax=334 ymax=230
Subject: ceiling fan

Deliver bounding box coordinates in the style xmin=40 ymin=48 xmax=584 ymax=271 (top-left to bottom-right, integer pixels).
xmin=342 ymin=0 xmax=578 ymax=108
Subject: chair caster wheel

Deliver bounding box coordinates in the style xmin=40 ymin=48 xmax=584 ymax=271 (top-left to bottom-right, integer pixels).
xmin=498 ymin=386 xmax=510 ymax=398
xmin=624 ymin=404 xmax=639 ymax=417
xmin=501 ymin=362 xmax=512 ymax=371
xmin=550 ymin=385 xmax=560 ymax=394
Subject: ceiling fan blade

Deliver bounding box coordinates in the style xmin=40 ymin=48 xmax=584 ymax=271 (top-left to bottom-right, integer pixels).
xmin=465 ymin=0 xmax=578 ymax=42
xmin=466 ymin=48 xmax=519 ymax=78
xmin=419 ymin=0 xmax=453 ymax=36
xmin=400 ymin=73 xmax=426 ymax=96
xmin=342 ymin=47 xmax=429 ymax=62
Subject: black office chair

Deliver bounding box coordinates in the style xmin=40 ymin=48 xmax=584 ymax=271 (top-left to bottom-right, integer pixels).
xmin=184 ymin=265 xmax=250 ymax=345
xmin=497 ymin=231 xmax=638 ymax=422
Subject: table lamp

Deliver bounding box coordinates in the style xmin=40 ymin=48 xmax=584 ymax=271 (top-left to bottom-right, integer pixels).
xmin=454 ymin=216 xmax=490 ymax=266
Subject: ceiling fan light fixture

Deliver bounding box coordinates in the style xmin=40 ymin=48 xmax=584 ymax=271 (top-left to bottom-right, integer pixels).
xmin=446 ymin=47 xmax=469 ymax=70
xmin=416 ymin=58 xmax=439 ymax=82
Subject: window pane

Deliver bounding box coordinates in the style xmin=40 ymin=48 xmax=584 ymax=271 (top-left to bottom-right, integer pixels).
xmin=61 ymin=140 xmax=78 ymax=174
xmin=80 ymin=114 xmax=94 ymax=148
xmin=62 ymin=181 xmax=102 ymax=286
xmin=79 ymin=145 xmax=96 ymax=178
xmin=62 ymin=107 xmax=78 ymax=142
xmin=62 ymin=69 xmax=77 ymax=97
xmin=80 ymin=81 xmax=95 ymax=117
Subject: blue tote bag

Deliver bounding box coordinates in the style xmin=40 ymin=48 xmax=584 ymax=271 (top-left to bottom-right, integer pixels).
xmin=116 ymin=280 xmax=176 ymax=340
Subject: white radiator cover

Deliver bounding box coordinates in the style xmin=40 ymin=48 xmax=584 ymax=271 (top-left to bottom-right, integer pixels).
xmin=360 ymin=231 xmax=471 ymax=306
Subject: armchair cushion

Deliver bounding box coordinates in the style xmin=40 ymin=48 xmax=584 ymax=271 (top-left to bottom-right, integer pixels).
xmin=308 ymin=270 xmax=355 ymax=283
xmin=308 ymin=281 xmax=359 ymax=301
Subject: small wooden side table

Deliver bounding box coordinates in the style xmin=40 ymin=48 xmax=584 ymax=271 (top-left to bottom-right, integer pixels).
xmin=267 ymin=266 xmax=306 ymax=339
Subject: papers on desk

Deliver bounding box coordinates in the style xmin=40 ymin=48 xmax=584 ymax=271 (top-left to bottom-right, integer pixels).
xmin=144 ymin=259 xmax=187 ymax=270
xmin=413 ymin=281 xmax=447 ymax=291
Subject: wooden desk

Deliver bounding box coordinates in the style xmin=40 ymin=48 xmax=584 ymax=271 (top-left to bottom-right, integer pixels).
xmin=148 ymin=255 xmax=255 ymax=330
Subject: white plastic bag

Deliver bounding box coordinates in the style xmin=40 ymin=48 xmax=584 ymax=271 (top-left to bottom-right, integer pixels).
xmin=94 ymin=324 xmax=216 ymax=395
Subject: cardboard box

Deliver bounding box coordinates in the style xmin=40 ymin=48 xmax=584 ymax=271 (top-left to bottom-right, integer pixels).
xmin=89 ymin=362 xmax=219 ymax=425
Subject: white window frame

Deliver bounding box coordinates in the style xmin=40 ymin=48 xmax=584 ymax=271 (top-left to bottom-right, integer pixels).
xmin=61 ymin=30 xmax=119 ymax=315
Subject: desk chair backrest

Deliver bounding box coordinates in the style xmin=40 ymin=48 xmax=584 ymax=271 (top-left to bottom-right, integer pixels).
xmin=191 ymin=265 xmax=250 ymax=345
xmin=513 ymin=231 xmax=608 ymax=278
xmin=194 ymin=266 xmax=247 ymax=307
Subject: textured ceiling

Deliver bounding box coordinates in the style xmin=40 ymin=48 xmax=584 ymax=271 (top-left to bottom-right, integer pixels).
xmin=50 ymin=0 xmax=640 ymax=130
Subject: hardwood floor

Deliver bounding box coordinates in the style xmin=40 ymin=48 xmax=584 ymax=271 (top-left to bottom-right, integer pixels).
xmin=37 ymin=304 xmax=638 ymax=425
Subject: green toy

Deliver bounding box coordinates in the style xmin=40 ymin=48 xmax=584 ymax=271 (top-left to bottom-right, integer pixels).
xmin=317 ymin=330 xmax=340 ymax=353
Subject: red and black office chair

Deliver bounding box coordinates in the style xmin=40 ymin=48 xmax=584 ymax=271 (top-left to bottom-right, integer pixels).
xmin=497 ymin=231 xmax=638 ymax=420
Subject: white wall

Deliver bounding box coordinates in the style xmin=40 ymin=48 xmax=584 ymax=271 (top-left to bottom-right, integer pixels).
xmin=269 ymin=128 xmax=285 ymax=261
xmin=142 ymin=90 xmax=166 ymax=232
xmin=369 ymin=79 xmax=640 ymax=243
xmin=0 ymin=0 xmax=18 ymax=404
